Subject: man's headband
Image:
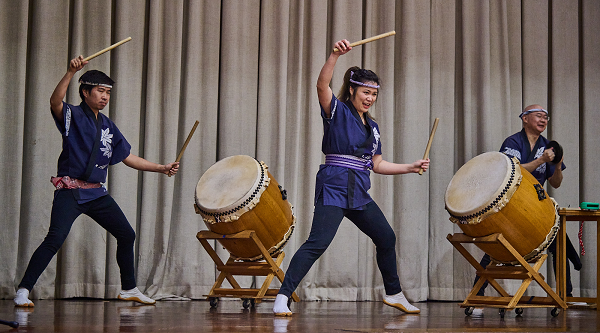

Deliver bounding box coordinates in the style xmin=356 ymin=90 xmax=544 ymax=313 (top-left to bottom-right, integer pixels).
xmin=79 ymin=80 xmax=113 ymax=88
xmin=519 ymin=108 xmax=548 ymax=119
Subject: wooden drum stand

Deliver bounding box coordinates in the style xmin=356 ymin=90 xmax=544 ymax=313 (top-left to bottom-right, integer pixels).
xmin=197 ymin=230 xmax=300 ymax=309
xmin=447 ymin=232 xmax=567 ymax=318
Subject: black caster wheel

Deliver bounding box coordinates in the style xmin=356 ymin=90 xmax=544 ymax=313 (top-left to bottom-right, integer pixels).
xmin=499 ymin=308 xmax=506 ymax=318
xmin=551 ymin=307 xmax=561 ymax=317
xmin=209 ymin=297 xmax=219 ymax=308
xmin=515 ymin=308 xmax=523 ymax=316
xmin=464 ymin=307 xmax=473 ymax=316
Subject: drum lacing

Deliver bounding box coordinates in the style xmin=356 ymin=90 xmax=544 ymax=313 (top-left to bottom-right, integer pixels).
xmin=449 ymin=157 xmax=517 ymax=223
xmin=196 ymin=158 xmax=266 ymax=219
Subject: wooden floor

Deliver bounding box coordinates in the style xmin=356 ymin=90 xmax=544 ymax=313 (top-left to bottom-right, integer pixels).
xmin=1 ymin=299 xmax=598 ymax=332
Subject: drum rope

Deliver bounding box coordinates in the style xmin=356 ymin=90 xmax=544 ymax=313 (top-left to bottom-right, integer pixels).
xmin=579 ymin=221 xmax=585 ymax=256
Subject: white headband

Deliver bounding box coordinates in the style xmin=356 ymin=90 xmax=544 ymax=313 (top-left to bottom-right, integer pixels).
xmin=349 ymin=79 xmax=380 ymax=89
xmin=519 ymin=108 xmax=548 ymax=119
xmin=79 ymin=81 xmax=113 ymax=88
xmin=349 ymin=70 xmax=380 ymax=89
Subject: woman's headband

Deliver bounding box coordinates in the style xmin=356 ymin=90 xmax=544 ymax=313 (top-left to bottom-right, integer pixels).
xmin=350 ymin=71 xmax=380 ymax=89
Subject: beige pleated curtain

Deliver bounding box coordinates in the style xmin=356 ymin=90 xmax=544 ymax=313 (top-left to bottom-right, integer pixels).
xmin=1 ymin=0 xmax=598 ymax=303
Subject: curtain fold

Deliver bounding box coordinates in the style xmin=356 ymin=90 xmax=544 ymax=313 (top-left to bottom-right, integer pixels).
xmin=0 ymin=0 xmax=28 ymax=299
xmin=428 ymin=0 xmax=457 ymax=301
xmin=580 ymin=0 xmax=600 ymax=298
xmin=1 ymin=0 xmax=597 ymax=302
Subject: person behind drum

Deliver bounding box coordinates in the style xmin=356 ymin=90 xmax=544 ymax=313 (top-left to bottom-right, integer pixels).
xmin=472 ymin=104 xmax=582 ymax=309
xmin=272 ymin=39 xmax=430 ymax=316
xmin=14 ymin=56 xmax=179 ymax=307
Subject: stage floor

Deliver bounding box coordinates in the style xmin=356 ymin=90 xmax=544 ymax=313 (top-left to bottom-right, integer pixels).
xmin=0 ymin=299 xmax=597 ymax=332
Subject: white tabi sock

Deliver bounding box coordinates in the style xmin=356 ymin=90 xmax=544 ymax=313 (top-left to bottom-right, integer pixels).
xmin=273 ymin=294 xmax=292 ymax=316
xmin=118 ymin=287 xmax=156 ymax=305
xmin=383 ymin=291 xmax=420 ymax=314
xmin=14 ymin=288 xmax=34 ymax=307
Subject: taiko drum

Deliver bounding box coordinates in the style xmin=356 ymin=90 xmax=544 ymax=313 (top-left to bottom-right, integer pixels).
xmin=194 ymin=155 xmax=295 ymax=261
xmin=444 ymin=152 xmax=559 ymax=264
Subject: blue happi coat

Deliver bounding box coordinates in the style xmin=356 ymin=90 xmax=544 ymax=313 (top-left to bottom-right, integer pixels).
xmin=500 ymin=128 xmax=566 ymax=186
xmin=315 ymin=95 xmax=382 ymax=209
xmin=52 ymin=102 xmax=131 ymax=203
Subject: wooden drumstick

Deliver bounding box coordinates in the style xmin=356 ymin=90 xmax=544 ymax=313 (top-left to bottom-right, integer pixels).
xmin=0 ymin=319 xmax=18 ymax=328
xmin=82 ymin=37 xmax=132 ymax=62
xmin=333 ymin=31 xmax=396 ymax=52
xmin=418 ymin=118 xmax=439 ymax=175
xmin=169 ymin=120 xmax=199 ymax=177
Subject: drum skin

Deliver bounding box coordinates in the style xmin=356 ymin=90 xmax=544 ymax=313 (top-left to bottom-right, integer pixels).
xmin=445 ymin=152 xmax=558 ymax=264
xmin=207 ymin=171 xmax=294 ymax=260
xmin=195 ymin=156 xmax=295 ymax=261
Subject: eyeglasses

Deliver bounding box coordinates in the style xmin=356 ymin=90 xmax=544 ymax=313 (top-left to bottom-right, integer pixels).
xmin=529 ymin=112 xmax=550 ymax=121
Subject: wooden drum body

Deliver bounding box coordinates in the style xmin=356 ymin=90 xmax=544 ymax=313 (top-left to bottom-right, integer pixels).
xmin=194 ymin=155 xmax=295 ymax=261
xmin=445 ymin=152 xmax=559 ymax=264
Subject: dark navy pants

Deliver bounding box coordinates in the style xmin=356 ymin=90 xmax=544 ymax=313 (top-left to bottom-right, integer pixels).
xmin=19 ymin=190 xmax=136 ymax=291
xmin=278 ymin=198 xmax=402 ymax=297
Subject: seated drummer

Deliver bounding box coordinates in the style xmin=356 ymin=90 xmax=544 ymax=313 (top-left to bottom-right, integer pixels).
xmin=472 ymin=104 xmax=581 ymax=308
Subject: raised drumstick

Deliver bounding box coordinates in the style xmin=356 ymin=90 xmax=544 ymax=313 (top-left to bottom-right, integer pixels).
xmin=418 ymin=118 xmax=439 ymax=175
xmin=333 ymin=31 xmax=396 ymax=52
xmin=83 ymin=37 xmax=132 ymax=62
xmin=169 ymin=120 xmax=199 ymax=177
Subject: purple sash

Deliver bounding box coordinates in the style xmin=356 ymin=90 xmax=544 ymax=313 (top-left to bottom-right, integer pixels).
xmin=325 ymin=154 xmax=373 ymax=171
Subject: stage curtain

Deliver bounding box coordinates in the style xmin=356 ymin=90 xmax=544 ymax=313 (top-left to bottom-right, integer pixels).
xmin=0 ymin=0 xmax=597 ymax=303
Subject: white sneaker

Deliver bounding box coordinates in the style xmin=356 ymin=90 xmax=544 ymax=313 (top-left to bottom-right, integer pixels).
xmin=14 ymin=288 xmax=34 ymax=307
xmin=118 ymin=287 xmax=156 ymax=305
xmin=383 ymin=291 xmax=420 ymax=314
xmin=273 ymin=294 xmax=292 ymax=316
xmin=471 ymin=307 xmax=483 ymax=316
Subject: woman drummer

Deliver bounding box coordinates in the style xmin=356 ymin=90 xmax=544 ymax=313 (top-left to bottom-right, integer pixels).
xmin=273 ymin=39 xmax=429 ymax=316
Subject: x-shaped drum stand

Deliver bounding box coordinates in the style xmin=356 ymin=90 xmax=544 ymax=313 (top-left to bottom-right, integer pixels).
xmin=447 ymin=232 xmax=567 ymax=318
xmin=197 ymin=230 xmax=300 ymax=309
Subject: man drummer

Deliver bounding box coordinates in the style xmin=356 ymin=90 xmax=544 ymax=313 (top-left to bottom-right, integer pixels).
xmin=472 ymin=104 xmax=581 ymax=312
xmin=14 ymin=55 xmax=179 ymax=307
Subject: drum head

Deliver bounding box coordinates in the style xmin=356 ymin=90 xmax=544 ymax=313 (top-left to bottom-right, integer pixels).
xmin=195 ymin=155 xmax=261 ymax=211
xmin=445 ymin=152 xmax=513 ymax=217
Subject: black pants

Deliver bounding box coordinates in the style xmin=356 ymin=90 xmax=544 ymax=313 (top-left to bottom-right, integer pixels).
xmin=18 ymin=190 xmax=136 ymax=291
xmin=474 ymin=235 xmax=581 ymax=296
xmin=278 ymin=198 xmax=402 ymax=297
